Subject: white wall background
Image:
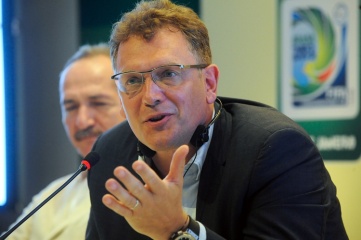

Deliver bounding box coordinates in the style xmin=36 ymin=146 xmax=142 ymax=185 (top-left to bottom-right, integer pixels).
xmin=203 ymin=1 xmax=277 ymax=106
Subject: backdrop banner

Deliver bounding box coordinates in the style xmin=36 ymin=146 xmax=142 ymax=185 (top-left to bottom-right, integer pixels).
xmin=278 ymin=0 xmax=360 ymax=160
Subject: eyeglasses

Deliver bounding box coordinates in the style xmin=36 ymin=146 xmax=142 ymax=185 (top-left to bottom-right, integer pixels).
xmin=111 ymin=64 xmax=209 ymax=98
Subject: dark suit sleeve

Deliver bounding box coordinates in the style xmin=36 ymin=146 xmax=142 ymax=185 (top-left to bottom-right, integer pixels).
xmin=86 ymin=208 xmax=100 ymax=240
xmin=205 ymin=228 xmax=227 ymax=240
xmin=241 ymin=128 xmax=346 ymax=239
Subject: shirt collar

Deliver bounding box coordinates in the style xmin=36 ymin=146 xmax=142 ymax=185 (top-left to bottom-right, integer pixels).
xmin=184 ymin=110 xmax=215 ymax=180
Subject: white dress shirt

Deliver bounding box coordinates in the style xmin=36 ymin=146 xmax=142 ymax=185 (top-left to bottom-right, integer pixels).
xmin=5 ymin=172 xmax=90 ymax=240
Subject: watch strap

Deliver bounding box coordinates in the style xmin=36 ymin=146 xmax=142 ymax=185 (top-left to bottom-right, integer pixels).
xmin=186 ymin=216 xmax=200 ymax=238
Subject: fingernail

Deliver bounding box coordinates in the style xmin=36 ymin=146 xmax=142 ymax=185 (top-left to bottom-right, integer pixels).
xmin=115 ymin=168 xmax=126 ymax=178
xmin=103 ymin=197 xmax=111 ymax=205
xmin=109 ymin=181 xmax=117 ymax=190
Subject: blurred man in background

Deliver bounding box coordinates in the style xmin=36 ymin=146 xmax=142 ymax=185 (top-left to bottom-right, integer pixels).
xmin=4 ymin=43 xmax=125 ymax=239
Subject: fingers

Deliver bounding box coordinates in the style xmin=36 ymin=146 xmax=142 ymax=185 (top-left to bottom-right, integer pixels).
xmin=132 ymin=160 xmax=162 ymax=193
xmin=102 ymin=192 xmax=140 ymax=217
xmin=103 ymin=145 xmax=190 ymax=219
xmin=103 ymin=168 xmax=145 ymax=216
xmin=113 ymin=166 xmax=147 ymax=198
xmin=132 ymin=145 xmax=189 ymax=191
xmin=102 ymin=193 xmax=132 ymax=216
xmin=166 ymin=145 xmax=189 ymax=182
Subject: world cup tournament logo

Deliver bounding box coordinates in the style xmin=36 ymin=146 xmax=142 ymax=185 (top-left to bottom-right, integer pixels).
xmin=281 ymin=0 xmax=359 ymax=121
xmin=292 ymin=6 xmax=346 ymax=107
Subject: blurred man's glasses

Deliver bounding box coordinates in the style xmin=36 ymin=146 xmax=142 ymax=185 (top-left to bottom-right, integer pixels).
xmin=111 ymin=64 xmax=209 ymax=98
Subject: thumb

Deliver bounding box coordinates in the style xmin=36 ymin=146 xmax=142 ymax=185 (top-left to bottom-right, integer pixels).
xmin=165 ymin=145 xmax=189 ymax=182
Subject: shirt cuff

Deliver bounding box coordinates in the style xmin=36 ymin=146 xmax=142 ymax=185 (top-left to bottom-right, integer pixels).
xmin=197 ymin=221 xmax=207 ymax=240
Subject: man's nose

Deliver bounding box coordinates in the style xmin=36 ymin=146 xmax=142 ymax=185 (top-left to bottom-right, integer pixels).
xmin=141 ymin=75 xmax=164 ymax=106
xmin=76 ymin=105 xmax=95 ymax=129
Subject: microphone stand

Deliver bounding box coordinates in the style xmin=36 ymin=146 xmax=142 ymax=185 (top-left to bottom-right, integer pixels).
xmin=0 ymin=164 xmax=87 ymax=240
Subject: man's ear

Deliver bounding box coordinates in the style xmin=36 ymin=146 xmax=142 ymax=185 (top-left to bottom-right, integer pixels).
xmin=204 ymin=64 xmax=219 ymax=104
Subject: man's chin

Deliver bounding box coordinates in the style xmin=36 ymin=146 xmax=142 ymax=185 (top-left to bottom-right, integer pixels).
xmin=78 ymin=138 xmax=97 ymax=156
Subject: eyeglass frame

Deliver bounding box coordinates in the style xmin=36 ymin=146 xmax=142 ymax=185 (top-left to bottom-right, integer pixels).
xmin=111 ymin=63 xmax=209 ymax=96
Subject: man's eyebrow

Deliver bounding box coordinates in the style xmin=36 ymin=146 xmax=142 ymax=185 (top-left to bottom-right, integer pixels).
xmin=61 ymin=94 xmax=115 ymax=105
xmin=61 ymin=99 xmax=76 ymax=105
xmin=88 ymin=94 xmax=114 ymax=101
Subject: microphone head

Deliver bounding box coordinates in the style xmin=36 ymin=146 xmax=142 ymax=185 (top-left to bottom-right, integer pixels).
xmin=81 ymin=152 xmax=100 ymax=170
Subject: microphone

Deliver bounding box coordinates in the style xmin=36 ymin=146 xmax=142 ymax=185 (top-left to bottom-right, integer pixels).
xmin=0 ymin=152 xmax=100 ymax=240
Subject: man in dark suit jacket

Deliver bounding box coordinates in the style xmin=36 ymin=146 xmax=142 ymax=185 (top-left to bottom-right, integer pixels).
xmin=86 ymin=0 xmax=348 ymax=239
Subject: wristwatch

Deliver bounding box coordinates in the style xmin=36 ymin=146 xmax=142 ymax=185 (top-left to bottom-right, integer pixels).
xmin=170 ymin=216 xmax=200 ymax=240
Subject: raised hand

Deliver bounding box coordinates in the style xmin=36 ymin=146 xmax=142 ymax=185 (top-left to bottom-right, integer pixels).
xmin=102 ymin=145 xmax=190 ymax=240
